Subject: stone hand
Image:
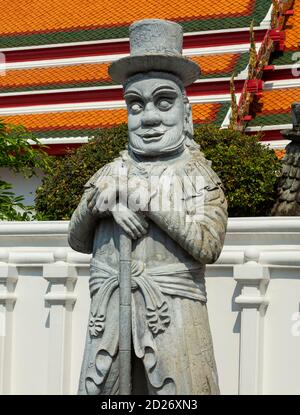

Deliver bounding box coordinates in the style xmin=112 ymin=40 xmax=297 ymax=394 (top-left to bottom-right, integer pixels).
xmin=86 ymin=173 xmax=127 ymax=216
xmin=86 ymin=186 xmax=111 ymax=217
xmin=112 ymin=203 xmax=148 ymax=239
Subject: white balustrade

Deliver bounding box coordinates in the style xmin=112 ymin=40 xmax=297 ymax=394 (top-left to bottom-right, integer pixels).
xmin=0 ymin=249 xmax=18 ymax=394
xmin=43 ymin=248 xmax=77 ymax=395
xmin=234 ymin=248 xmax=270 ymax=395
xmin=0 ymin=217 xmax=299 ymax=395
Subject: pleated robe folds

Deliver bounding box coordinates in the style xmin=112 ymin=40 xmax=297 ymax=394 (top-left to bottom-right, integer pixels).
xmin=68 ymin=147 xmax=228 ymax=395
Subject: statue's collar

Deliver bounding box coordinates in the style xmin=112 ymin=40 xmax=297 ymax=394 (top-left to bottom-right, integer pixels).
xmin=121 ymin=145 xmax=188 ymax=165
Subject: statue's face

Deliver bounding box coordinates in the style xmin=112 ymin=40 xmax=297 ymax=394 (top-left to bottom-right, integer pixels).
xmin=124 ymin=75 xmax=185 ymax=156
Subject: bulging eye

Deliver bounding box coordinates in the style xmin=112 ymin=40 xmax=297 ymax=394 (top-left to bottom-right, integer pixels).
xmin=130 ymin=102 xmax=143 ymax=114
xmin=157 ymin=99 xmax=173 ymax=111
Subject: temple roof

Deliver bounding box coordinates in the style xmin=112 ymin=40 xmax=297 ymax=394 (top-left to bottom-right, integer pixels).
xmin=0 ymin=53 xmax=249 ymax=93
xmin=249 ymin=87 xmax=299 ymax=127
xmin=1 ymin=0 xmax=299 ymax=153
xmin=0 ymin=0 xmax=271 ymax=47
xmin=270 ymin=0 xmax=300 ymax=65
xmin=2 ymin=103 xmax=230 ymax=139
xmin=246 ymin=1 xmax=300 ymax=143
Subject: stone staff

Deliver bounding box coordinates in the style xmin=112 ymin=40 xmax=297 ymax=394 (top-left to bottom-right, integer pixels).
xmin=118 ymin=228 xmax=132 ymax=394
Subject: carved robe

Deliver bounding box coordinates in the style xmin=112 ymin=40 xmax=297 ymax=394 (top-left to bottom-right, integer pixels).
xmin=68 ymin=145 xmax=228 ymax=395
xmin=272 ymin=141 xmax=300 ymax=216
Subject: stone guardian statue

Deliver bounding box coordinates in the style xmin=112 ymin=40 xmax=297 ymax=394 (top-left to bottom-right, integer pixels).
xmin=272 ymin=103 xmax=300 ymax=216
xmin=68 ymin=19 xmax=228 ymax=395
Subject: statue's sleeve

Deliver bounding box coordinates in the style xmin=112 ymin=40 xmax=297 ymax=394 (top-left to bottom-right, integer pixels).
xmin=68 ymin=163 xmax=113 ymax=254
xmin=147 ymin=159 xmax=228 ymax=264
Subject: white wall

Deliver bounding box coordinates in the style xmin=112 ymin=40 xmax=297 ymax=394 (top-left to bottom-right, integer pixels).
xmin=0 ymin=217 xmax=300 ymax=395
xmin=0 ymin=168 xmax=44 ymax=206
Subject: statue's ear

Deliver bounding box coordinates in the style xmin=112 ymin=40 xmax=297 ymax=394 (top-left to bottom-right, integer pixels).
xmin=184 ymin=100 xmax=194 ymax=138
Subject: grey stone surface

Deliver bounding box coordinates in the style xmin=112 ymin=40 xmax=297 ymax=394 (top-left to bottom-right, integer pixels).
xmin=68 ymin=19 xmax=228 ymax=395
xmin=109 ymin=19 xmax=200 ymax=86
xmin=272 ymin=103 xmax=300 ymax=216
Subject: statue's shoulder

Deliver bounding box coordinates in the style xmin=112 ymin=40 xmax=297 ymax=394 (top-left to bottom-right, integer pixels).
xmin=177 ymin=151 xmax=227 ymax=209
xmin=83 ymin=156 xmax=123 ymax=189
xmin=177 ymin=150 xmax=223 ymax=189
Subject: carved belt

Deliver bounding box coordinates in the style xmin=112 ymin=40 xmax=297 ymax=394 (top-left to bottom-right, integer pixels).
xmin=88 ymin=259 xmax=206 ymax=338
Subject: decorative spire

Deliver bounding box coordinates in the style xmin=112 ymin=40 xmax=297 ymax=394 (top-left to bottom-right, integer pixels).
xmin=229 ymin=72 xmax=239 ymax=130
xmin=271 ymin=0 xmax=280 ymax=28
xmin=248 ymin=20 xmax=257 ymax=79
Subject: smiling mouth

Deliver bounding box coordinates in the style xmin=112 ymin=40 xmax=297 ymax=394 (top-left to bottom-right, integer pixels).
xmin=137 ymin=131 xmax=165 ymax=140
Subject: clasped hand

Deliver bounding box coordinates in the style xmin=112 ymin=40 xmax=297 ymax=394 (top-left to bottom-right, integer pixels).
xmin=87 ymin=174 xmax=150 ymax=239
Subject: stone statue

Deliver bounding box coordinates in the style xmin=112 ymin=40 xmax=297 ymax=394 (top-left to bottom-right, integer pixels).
xmin=272 ymin=103 xmax=300 ymax=216
xmin=68 ymin=19 xmax=228 ymax=395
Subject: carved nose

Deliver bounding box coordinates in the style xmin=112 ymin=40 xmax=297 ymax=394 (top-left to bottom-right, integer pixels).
xmin=141 ymin=105 xmax=161 ymax=126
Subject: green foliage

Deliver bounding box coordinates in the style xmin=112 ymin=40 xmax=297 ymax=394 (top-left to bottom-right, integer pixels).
xmin=193 ymin=125 xmax=280 ymax=217
xmin=35 ymin=124 xmax=280 ymax=219
xmin=35 ymin=125 xmax=128 ymax=220
xmin=0 ymin=120 xmax=50 ymax=220
xmin=0 ymin=121 xmax=49 ymax=175
xmin=0 ymin=181 xmax=34 ymax=221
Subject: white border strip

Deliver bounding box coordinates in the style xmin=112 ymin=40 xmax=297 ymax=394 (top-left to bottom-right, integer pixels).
xmin=221 ymin=107 xmax=232 ymax=129
xmin=29 ymin=135 xmax=290 ymax=150
xmin=220 ymin=92 xmax=243 ymax=129
xmin=274 ymin=64 xmax=300 ymax=70
xmin=246 ymin=124 xmax=292 ymax=132
xmin=0 ymin=100 xmax=126 ymax=115
xmin=0 ymin=94 xmax=232 ymax=115
xmin=264 ymin=79 xmax=300 ymax=90
xmin=28 ymin=136 xmax=91 ymax=145
xmin=33 ymin=135 xmax=291 ymax=150
xmin=0 ymin=27 xmax=266 ymax=52
xmin=0 ymin=75 xmax=247 ymax=98
xmin=0 ymin=77 xmax=243 ymax=97
xmin=5 ymin=70 xmax=298 ymax=120
xmin=261 ymin=139 xmax=290 ymax=149
xmin=0 ymin=84 xmax=121 ymax=97
xmin=260 ymin=4 xmax=273 ymax=29
xmin=2 ymin=43 xmax=256 ymax=70
xmin=35 ymin=135 xmax=290 ymax=149
xmin=4 ymin=216 xmax=300 ymax=235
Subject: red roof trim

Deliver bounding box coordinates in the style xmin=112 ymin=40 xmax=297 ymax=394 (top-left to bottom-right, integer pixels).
xmin=263 ymin=67 xmax=298 ymax=81
xmin=34 ymin=129 xmax=287 ymax=156
xmin=2 ymin=29 xmax=268 ymax=63
xmin=32 ymin=142 xmax=81 ymax=155
xmin=247 ymin=129 xmax=286 ymax=141
xmin=0 ymin=80 xmax=246 ymax=108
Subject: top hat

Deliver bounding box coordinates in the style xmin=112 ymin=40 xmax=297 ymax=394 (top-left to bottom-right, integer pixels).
xmin=108 ymin=19 xmax=201 ymax=86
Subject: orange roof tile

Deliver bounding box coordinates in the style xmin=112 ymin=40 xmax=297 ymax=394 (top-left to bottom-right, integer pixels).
xmin=1 ymin=109 xmax=128 ymax=131
xmin=285 ymin=0 xmax=300 ymax=51
xmin=191 ymin=54 xmax=239 ymax=76
xmin=0 ymin=63 xmax=111 ymax=90
xmin=255 ymin=88 xmax=300 ymax=114
xmin=1 ymin=103 xmax=220 ymax=132
xmin=249 ymin=87 xmax=298 ymax=127
xmin=274 ymin=149 xmax=286 ymax=160
xmin=0 ymin=0 xmax=253 ymax=36
xmin=0 ymin=54 xmax=240 ymax=91
xmin=192 ymin=103 xmax=221 ymax=123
